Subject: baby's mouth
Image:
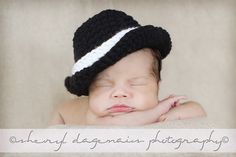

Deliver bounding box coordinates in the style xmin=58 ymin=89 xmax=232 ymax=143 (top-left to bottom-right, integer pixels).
xmin=107 ymin=104 xmax=135 ymax=113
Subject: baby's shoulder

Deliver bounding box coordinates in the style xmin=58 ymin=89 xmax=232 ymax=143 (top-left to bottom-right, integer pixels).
xmin=59 ymin=96 xmax=88 ymax=113
xmin=49 ymin=96 xmax=89 ymax=125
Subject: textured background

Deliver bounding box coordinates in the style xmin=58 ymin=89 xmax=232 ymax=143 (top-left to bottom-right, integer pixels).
xmin=0 ymin=0 xmax=236 ymax=128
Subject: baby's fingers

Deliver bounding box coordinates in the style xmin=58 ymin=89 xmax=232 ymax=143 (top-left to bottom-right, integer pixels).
xmin=159 ymin=95 xmax=187 ymax=106
xmin=171 ymin=99 xmax=181 ymax=108
xmin=176 ymin=101 xmax=181 ymax=107
xmin=170 ymin=101 xmax=177 ymax=109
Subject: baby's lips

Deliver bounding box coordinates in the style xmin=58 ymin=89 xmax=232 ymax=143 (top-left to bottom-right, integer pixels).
xmin=107 ymin=104 xmax=135 ymax=113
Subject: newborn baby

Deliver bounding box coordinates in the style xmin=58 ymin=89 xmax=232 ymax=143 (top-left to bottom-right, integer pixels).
xmin=50 ymin=48 xmax=206 ymax=126
xmin=49 ymin=9 xmax=206 ymax=126
xmin=86 ymin=48 xmax=206 ymax=125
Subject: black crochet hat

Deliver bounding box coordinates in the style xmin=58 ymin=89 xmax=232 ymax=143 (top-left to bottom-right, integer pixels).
xmin=65 ymin=9 xmax=172 ymax=96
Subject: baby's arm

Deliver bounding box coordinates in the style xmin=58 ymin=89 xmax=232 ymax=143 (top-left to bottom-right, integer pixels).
xmin=87 ymin=95 xmax=186 ymax=126
xmin=158 ymin=101 xmax=207 ymax=122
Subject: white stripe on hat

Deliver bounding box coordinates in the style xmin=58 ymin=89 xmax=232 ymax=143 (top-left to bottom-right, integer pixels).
xmin=71 ymin=27 xmax=138 ymax=75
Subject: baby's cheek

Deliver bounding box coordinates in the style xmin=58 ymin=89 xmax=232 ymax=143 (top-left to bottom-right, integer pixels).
xmin=89 ymin=95 xmax=107 ymax=116
xmin=134 ymin=93 xmax=158 ymax=110
xmin=89 ymin=103 xmax=107 ymax=117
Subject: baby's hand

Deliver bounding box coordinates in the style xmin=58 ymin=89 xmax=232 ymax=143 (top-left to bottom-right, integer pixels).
xmin=158 ymin=101 xmax=207 ymax=122
xmin=156 ymin=95 xmax=187 ymax=117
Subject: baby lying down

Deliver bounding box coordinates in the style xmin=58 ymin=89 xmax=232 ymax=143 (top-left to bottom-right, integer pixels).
xmin=49 ymin=10 xmax=206 ymax=126
xmin=50 ymin=48 xmax=206 ymax=126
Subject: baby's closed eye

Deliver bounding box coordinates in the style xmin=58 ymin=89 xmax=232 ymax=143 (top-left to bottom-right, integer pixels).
xmin=94 ymin=80 xmax=113 ymax=87
xmin=129 ymin=78 xmax=148 ymax=86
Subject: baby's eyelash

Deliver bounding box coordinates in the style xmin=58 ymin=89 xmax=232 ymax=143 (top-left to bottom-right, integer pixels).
xmin=129 ymin=78 xmax=148 ymax=86
xmin=130 ymin=82 xmax=147 ymax=86
xmin=96 ymin=84 xmax=112 ymax=87
xmin=94 ymin=81 xmax=113 ymax=87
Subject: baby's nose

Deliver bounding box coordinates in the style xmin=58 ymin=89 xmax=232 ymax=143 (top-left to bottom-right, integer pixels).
xmin=113 ymin=92 xmax=128 ymax=98
xmin=111 ymin=86 xmax=131 ymax=99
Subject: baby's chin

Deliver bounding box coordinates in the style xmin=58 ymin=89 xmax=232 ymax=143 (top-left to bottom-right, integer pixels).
xmin=92 ymin=111 xmax=131 ymax=117
xmin=108 ymin=111 xmax=134 ymax=117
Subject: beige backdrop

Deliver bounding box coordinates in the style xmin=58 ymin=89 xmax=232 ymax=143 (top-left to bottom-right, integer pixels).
xmin=0 ymin=0 xmax=236 ymax=128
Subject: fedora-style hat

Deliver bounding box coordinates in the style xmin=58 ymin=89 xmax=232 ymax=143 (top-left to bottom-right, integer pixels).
xmin=65 ymin=9 xmax=172 ymax=96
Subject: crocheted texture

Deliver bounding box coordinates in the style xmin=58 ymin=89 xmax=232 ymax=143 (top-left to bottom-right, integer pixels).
xmin=65 ymin=9 xmax=172 ymax=96
xmin=71 ymin=27 xmax=138 ymax=75
xmin=73 ymin=9 xmax=140 ymax=62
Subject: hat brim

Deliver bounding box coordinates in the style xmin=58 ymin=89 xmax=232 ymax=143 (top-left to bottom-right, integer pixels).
xmin=65 ymin=25 xmax=172 ymax=96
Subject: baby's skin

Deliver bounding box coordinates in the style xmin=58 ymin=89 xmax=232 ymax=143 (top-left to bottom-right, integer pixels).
xmin=86 ymin=95 xmax=186 ymax=126
xmin=50 ymin=48 xmax=207 ymax=126
xmin=49 ymin=95 xmax=206 ymax=126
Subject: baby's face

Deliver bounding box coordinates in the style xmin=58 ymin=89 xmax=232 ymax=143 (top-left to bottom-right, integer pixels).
xmin=88 ymin=48 xmax=159 ymax=117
